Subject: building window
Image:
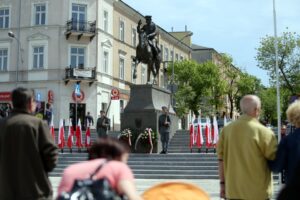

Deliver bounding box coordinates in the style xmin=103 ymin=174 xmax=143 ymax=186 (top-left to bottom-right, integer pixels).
xmin=160 ymin=45 xmax=164 ymax=58
xmin=180 ymin=55 xmax=184 ymax=60
xmin=119 ymin=20 xmax=125 ymax=41
xmin=103 ymin=51 xmax=109 ymax=73
xmin=119 ymin=57 xmax=124 ymax=79
xmin=131 ymin=61 xmax=136 ymax=83
xmin=175 ymin=53 xmax=179 ymax=61
xmin=132 ymin=28 xmax=136 ymax=47
xmin=70 ymin=47 xmax=85 ymax=68
xmin=72 ymin=4 xmax=86 ymax=31
xmin=0 ymin=8 xmax=9 ymax=28
xmin=170 ymin=50 xmax=174 ymax=61
xmin=33 ymin=46 xmax=44 ymax=69
xmin=0 ymin=49 xmax=8 ymax=71
xmin=34 ymin=4 xmax=46 ymax=25
xmin=164 ymin=47 xmax=169 ymax=61
xmin=103 ymin=10 xmax=108 ymax=32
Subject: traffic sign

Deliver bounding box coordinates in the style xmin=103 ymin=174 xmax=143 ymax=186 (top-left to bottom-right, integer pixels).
xmin=75 ymin=83 xmax=81 ymax=96
xmin=111 ymin=88 xmax=120 ymax=100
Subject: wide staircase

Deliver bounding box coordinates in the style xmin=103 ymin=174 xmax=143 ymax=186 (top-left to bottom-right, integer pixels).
xmin=50 ymin=129 xmax=219 ymax=179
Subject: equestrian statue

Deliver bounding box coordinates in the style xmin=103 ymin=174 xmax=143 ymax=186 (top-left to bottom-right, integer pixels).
xmin=133 ymin=15 xmax=162 ymax=84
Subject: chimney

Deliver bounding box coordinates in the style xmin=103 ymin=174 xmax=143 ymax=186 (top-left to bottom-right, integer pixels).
xmin=185 ymin=25 xmax=187 ymax=31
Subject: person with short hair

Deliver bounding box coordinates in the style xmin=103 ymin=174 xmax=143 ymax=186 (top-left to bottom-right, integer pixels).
xmin=217 ymin=95 xmax=277 ymax=200
xmin=57 ymin=137 xmax=142 ymax=200
xmin=269 ymin=100 xmax=300 ymax=185
xmin=96 ymin=110 xmax=110 ymax=138
xmin=0 ymin=87 xmax=58 ymax=200
xmin=158 ymin=106 xmax=171 ymax=154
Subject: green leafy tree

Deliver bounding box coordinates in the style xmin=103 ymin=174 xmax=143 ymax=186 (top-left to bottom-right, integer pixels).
xmin=221 ymin=54 xmax=262 ymax=117
xmin=168 ymin=60 xmax=224 ymax=116
xmin=258 ymin=87 xmax=290 ymax=125
xmin=256 ymin=31 xmax=300 ymax=94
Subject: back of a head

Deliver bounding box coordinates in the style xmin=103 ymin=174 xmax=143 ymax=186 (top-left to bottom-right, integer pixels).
xmin=286 ymin=100 xmax=300 ymax=128
xmin=240 ymin=95 xmax=261 ymax=116
xmin=12 ymin=87 xmax=34 ymax=110
xmin=88 ymin=137 xmax=129 ymax=161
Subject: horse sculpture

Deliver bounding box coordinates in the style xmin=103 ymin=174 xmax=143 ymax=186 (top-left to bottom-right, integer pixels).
xmin=132 ymin=30 xmax=162 ymax=84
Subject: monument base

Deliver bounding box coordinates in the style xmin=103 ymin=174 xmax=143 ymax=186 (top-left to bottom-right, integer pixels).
xmin=121 ymin=84 xmax=178 ymax=153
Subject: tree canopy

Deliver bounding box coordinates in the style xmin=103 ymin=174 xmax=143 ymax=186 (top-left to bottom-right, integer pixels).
xmin=256 ymin=31 xmax=300 ymax=94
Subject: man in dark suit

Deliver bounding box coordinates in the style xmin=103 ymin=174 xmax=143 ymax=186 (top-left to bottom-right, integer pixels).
xmin=0 ymin=87 xmax=58 ymax=200
xmin=96 ymin=110 xmax=110 ymax=138
xmin=158 ymin=106 xmax=171 ymax=154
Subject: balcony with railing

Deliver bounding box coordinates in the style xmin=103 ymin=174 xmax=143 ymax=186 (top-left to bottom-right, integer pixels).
xmin=65 ymin=19 xmax=96 ymax=41
xmin=64 ymin=66 xmax=96 ymax=86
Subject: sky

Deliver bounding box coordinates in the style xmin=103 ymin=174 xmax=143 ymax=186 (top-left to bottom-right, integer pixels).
xmin=122 ymin=0 xmax=300 ymax=86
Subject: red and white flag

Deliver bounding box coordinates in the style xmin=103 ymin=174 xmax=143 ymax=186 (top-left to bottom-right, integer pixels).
xmin=85 ymin=122 xmax=91 ymax=147
xmin=189 ymin=123 xmax=194 ymax=149
xmin=205 ymin=117 xmax=212 ymax=148
xmin=212 ymin=116 xmax=219 ymax=145
xmin=196 ymin=118 xmax=204 ymax=148
xmin=67 ymin=118 xmax=74 ymax=148
xmin=49 ymin=115 xmax=55 ymax=143
xmin=58 ymin=119 xmax=65 ymax=149
xmin=76 ymin=118 xmax=83 ymax=148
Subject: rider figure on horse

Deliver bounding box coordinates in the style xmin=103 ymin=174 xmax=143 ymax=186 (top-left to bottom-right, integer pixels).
xmin=137 ymin=15 xmax=161 ymax=59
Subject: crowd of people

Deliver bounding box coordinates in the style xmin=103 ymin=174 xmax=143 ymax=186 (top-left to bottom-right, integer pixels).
xmin=1 ymin=87 xmax=300 ymax=200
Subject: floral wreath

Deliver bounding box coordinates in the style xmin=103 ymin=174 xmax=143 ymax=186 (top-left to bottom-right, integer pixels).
xmin=120 ymin=128 xmax=132 ymax=146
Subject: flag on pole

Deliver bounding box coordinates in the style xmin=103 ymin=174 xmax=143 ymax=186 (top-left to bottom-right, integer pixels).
xmin=67 ymin=118 xmax=74 ymax=148
xmin=49 ymin=115 xmax=55 ymax=143
xmin=212 ymin=116 xmax=219 ymax=145
xmin=58 ymin=119 xmax=65 ymax=149
xmin=205 ymin=117 xmax=212 ymax=148
xmin=85 ymin=122 xmax=91 ymax=148
xmin=189 ymin=123 xmax=194 ymax=149
xmin=76 ymin=118 xmax=82 ymax=148
xmin=196 ymin=117 xmax=204 ymax=148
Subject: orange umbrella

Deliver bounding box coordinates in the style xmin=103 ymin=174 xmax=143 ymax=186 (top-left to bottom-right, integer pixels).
xmin=142 ymin=182 xmax=210 ymax=200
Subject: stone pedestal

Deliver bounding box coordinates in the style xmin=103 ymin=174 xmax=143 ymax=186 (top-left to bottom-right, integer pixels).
xmin=121 ymin=84 xmax=178 ymax=153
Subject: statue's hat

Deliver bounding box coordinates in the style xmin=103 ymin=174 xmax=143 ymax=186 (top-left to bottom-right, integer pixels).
xmin=145 ymin=15 xmax=152 ymax=19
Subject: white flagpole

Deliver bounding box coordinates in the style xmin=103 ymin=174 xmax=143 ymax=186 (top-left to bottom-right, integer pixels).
xmin=273 ymin=0 xmax=281 ymax=184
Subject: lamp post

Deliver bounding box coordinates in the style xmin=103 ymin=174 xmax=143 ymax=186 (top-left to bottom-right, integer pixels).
xmin=170 ymin=32 xmax=193 ymax=107
xmin=8 ymin=31 xmax=21 ymax=87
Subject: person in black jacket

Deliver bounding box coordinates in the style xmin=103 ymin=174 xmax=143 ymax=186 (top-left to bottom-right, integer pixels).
xmin=158 ymin=106 xmax=171 ymax=154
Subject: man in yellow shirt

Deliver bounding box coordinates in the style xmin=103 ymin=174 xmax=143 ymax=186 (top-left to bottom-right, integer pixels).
xmin=217 ymin=95 xmax=277 ymax=200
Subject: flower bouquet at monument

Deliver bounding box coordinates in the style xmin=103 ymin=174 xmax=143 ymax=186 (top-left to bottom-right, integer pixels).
xmin=138 ymin=128 xmax=157 ymax=146
xmin=119 ymin=128 xmax=132 ymax=146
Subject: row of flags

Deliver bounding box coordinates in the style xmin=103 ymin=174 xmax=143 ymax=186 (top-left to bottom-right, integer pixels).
xmin=49 ymin=116 xmax=91 ymax=150
xmin=189 ymin=116 xmax=228 ymax=149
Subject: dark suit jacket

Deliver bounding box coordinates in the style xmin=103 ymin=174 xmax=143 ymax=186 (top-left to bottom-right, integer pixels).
xmin=96 ymin=116 xmax=110 ymax=135
xmin=0 ymin=109 xmax=58 ymax=200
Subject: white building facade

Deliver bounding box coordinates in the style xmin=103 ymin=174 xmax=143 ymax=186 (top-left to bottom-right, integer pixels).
xmin=0 ymin=0 xmax=191 ymax=130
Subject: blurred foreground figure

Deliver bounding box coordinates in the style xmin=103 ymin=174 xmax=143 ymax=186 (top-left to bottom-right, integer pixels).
xmin=57 ymin=137 xmax=142 ymax=200
xmin=0 ymin=87 xmax=58 ymax=200
xmin=142 ymin=182 xmax=210 ymax=200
